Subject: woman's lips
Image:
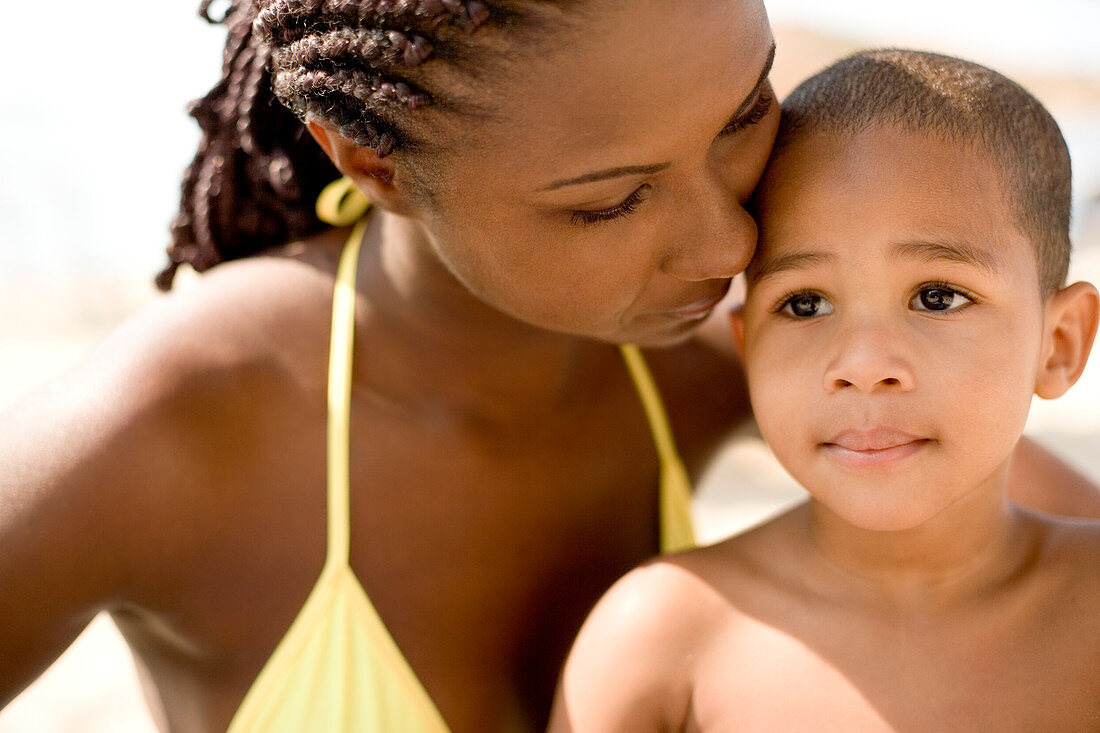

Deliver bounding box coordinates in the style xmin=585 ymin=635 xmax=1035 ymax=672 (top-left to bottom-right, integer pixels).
xmin=821 ymin=429 xmax=931 ymax=468
xmin=664 ymin=288 xmax=730 ymax=320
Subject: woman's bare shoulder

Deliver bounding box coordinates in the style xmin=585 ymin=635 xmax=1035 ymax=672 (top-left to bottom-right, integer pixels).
xmin=17 ymin=245 xmax=340 ymax=466
xmin=0 ymin=246 xmax=340 ymax=699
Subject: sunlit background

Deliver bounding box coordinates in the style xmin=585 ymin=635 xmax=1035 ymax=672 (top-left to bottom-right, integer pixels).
xmin=1 ymin=2 xmax=1097 ymax=730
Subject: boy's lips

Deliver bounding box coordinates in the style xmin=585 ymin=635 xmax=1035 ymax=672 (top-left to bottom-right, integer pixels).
xmin=820 ymin=428 xmax=931 ymax=468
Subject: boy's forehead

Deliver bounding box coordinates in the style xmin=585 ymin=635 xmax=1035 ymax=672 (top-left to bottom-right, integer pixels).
xmin=760 ymin=124 xmax=997 ymax=205
xmin=751 ymin=124 xmax=1036 ymax=275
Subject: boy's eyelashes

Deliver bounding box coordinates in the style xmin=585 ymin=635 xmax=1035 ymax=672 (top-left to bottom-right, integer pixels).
xmin=765 ymin=281 xmax=982 ymax=319
xmin=773 ymin=289 xmax=831 ymax=318
xmin=909 ymin=281 xmax=979 ymax=313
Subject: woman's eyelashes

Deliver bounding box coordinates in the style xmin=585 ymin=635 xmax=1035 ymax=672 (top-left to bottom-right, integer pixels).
xmin=569 ymin=184 xmax=651 ymax=226
xmin=720 ymin=85 xmax=774 ymax=137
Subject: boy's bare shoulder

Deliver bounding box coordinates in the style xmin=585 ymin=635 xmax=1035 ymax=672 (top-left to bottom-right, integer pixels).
xmin=552 ymin=554 xmax=745 ymax=731
xmin=1016 ymin=511 xmax=1100 ymax=700
xmin=594 ymin=553 xmax=735 ymax=641
xmin=620 ymin=504 xmax=812 ymax=638
xmin=551 ymin=509 xmax=812 ymax=730
xmin=1032 ymin=510 xmax=1100 ymax=585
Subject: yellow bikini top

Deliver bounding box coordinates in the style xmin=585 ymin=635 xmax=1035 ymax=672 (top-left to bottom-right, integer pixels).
xmin=225 ymin=179 xmax=695 ymax=732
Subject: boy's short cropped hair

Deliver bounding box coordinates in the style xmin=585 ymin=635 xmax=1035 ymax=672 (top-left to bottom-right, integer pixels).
xmin=773 ymin=49 xmax=1071 ymax=294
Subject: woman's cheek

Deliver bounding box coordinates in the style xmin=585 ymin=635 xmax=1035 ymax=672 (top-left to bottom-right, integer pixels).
xmin=715 ymin=97 xmax=781 ymax=199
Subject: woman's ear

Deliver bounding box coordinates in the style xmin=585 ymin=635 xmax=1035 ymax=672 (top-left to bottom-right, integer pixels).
xmin=1035 ymin=280 xmax=1100 ymax=399
xmin=306 ymin=120 xmax=422 ymax=217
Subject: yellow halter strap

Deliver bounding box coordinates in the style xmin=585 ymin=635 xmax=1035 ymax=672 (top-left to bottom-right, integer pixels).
xmin=316 ymin=176 xmax=372 ymax=226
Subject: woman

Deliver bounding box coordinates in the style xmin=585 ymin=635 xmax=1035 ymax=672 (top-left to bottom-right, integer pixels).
xmin=0 ymin=1 xmax=1094 ymax=731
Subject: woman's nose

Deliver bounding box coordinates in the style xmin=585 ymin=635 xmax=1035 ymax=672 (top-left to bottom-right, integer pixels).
xmin=822 ymin=319 xmax=917 ymax=394
xmin=660 ymin=189 xmax=757 ymax=282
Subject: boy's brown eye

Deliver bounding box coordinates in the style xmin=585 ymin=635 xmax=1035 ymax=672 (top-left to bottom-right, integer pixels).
xmin=911 ymin=286 xmax=973 ymax=312
xmin=919 ymin=289 xmax=955 ymax=310
xmin=780 ymin=293 xmax=832 ymax=318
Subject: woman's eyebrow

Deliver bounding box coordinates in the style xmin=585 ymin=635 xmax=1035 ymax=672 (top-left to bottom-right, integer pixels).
xmin=540 ymin=162 xmax=671 ymax=191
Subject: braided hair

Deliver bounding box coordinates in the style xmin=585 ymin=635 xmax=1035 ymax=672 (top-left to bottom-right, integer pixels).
xmin=161 ymin=0 xmax=562 ymax=290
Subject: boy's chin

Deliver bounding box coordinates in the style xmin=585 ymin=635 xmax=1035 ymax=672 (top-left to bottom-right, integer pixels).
xmin=809 ymin=494 xmax=961 ymax=535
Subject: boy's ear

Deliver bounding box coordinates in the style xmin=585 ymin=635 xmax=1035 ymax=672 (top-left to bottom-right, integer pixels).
xmin=1035 ymin=281 xmax=1100 ymax=399
xmin=729 ymin=306 xmax=747 ymax=359
xmin=306 ymin=120 xmax=420 ymax=217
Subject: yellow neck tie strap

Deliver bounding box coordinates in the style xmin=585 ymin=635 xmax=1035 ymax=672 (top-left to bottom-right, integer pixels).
xmin=319 ymin=176 xmax=372 ymax=565
xmin=619 ymin=344 xmax=697 ymax=553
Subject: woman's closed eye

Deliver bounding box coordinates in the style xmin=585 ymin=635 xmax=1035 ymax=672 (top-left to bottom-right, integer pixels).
xmin=569 ymin=184 xmax=651 ymax=226
xmin=910 ymin=283 xmax=976 ymax=313
xmin=719 ymin=85 xmax=774 ymax=137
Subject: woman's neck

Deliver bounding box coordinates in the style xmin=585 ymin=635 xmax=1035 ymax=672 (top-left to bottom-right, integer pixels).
xmin=346 ymin=211 xmax=620 ymax=425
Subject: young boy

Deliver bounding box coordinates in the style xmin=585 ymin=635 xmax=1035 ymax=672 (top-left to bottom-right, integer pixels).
xmin=549 ymin=50 xmax=1100 ymax=731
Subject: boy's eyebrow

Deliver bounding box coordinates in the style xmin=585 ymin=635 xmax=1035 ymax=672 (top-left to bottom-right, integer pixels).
xmin=749 ymin=250 xmax=836 ymax=282
xmin=749 ymin=240 xmax=1002 ymax=283
xmin=892 ymin=240 xmax=1003 ymax=274
xmin=540 ymin=42 xmax=777 ymax=192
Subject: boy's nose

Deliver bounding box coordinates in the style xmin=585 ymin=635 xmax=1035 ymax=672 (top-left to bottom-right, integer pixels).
xmin=822 ymin=321 xmax=916 ymax=394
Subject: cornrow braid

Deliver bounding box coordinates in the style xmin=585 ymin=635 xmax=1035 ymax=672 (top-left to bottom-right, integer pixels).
xmin=163 ymin=0 xmax=550 ymax=290
xmin=257 ymin=0 xmax=491 ymax=44
xmin=161 ymin=0 xmax=341 ymax=289
xmin=278 ymin=28 xmax=434 ymax=70
xmin=257 ymin=0 xmax=495 ymax=160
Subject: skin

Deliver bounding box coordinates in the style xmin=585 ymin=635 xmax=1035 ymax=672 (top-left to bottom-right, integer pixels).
xmin=317 ymin=3 xmax=778 ymax=349
xmin=1 ymin=2 xmax=1097 ymax=729
xmin=0 ymin=2 xmax=774 ymax=731
xmin=549 ymin=127 xmax=1100 ymax=732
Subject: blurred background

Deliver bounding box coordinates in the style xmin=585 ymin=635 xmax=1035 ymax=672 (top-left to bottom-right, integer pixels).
xmin=1 ymin=1 xmax=1097 ymax=730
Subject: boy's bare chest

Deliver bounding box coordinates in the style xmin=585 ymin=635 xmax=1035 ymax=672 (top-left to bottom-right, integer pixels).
xmin=688 ymin=603 xmax=1100 ymax=731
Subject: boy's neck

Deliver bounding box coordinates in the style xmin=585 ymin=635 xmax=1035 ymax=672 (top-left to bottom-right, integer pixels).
xmin=802 ymin=468 xmax=1037 ymax=608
